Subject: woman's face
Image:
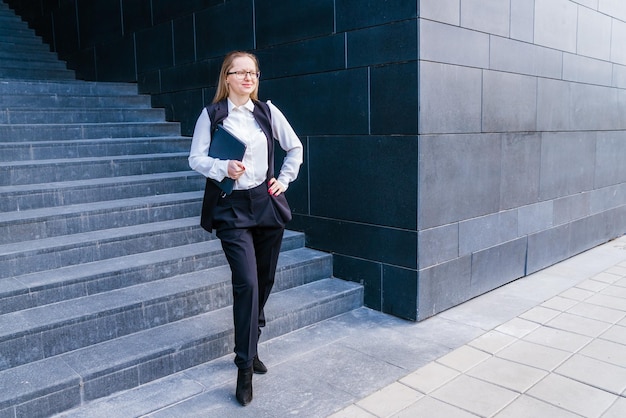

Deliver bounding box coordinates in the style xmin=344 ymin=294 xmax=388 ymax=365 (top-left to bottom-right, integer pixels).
xmin=226 ymin=56 xmax=258 ymax=100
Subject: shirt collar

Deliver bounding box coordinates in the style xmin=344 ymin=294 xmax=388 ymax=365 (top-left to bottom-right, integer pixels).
xmin=227 ymin=98 xmax=255 ymax=113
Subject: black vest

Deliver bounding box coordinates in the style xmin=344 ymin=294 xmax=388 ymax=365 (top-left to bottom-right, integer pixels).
xmin=200 ymin=99 xmax=276 ymax=232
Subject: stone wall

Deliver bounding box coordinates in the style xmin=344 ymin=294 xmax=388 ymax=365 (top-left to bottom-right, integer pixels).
xmin=416 ymin=0 xmax=626 ymax=319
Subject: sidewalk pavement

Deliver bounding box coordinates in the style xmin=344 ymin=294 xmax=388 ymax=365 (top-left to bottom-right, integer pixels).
xmin=55 ymin=235 xmax=626 ymax=418
xmin=331 ymin=235 xmax=626 ymax=418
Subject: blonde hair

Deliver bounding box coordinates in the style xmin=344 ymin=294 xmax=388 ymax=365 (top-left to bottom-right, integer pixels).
xmin=212 ymin=51 xmax=260 ymax=103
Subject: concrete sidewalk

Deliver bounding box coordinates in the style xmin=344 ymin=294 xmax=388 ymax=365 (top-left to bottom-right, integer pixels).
xmin=332 ymin=235 xmax=626 ymax=418
xmin=55 ymin=235 xmax=626 ymax=418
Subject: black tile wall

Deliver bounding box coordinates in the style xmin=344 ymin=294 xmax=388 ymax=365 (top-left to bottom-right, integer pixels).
xmin=122 ymin=0 xmax=152 ymax=34
xmin=333 ymin=254 xmax=382 ymax=311
xmin=255 ymin=35 xmax=345 ymax=79
xmin=382 ymin=265 xmax=418 ymax=320
xmin=371 ymin=61 xmax=419 ymax=135
xmin=262 ymin=69 xmax=369 ymax=136
xmin=151 ymin=0 xmax=222 ymax=25
xmin=76 ymin=0 xmax=123 ymax=48
xmin=336 ymin=0 xmax=418 ymax=31
xmin=255 ymin=0 xmax=334 ymax=48
xmin=194 ymin=0 xmax=254 ymax=61
xmin=347 ymin=20 xmax=418 ymax=68
xmin=53 ymin=1 xmax=80 ymax=57
xmin=173 ymin=15 xmax=196 ymax=65
xmin=95 ymin=37 xmax=136 ymax=82
xmin=136 ymin=22 xmax=173 ymax=74
xmin=291 ymin=215 xmax=418 ymax=270
xmin=309 ymin=136 xmax=418 ymax=229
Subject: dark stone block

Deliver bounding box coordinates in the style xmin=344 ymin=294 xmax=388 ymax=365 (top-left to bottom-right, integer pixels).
xmin=382 ymin=265 xmax=417 ymax=320
xmin=347 ymin=20 xmax=417 ymax=68
xmin=83 ymin=367 xmax=139 ymax=401
xmin=273 ymin=137 xmax=308 ymax=215
xmin=194 ymin=1 xmax=254 ymax=60
xmin=122 ymin=0 xmax=152 ymax=34
xmin=255 ymin=35 xmax=345 ymax=79
xmin=291 ymin=215 xmax=417 ymax=269
xmin=138 ymin=355 xmax=174 ymax=384
xmin=173 ymin=15 xmax=196 ymax=65
xmin=263 ymin=69 xmax=369 ymax=136
xmin=596 ymin=131 xmax=626 ymax=188
xmin=569 ymin=213 xmax=609 ymax=256
xmin=151 ymin=0 xmax=222 ymax=25
xmin=539 ymin=132 xmax=596 ymax=200
xmin=418 ymin=255 xmax=472 ymax=320
xmin=95 ymin=37 xmax=136 ymax=82
xmin=138 ymin=70 xmax=161 ymax=94
xmin=501 ymin=132 xmax=541 ymax=209
xmin=136 ymin=22 xmax=173 ymax=74
xmin=77 ymin=0 xmax=123 ymax=48
xmin=166 ymin=89 xmax=205 ymax=136
xmin=470 ymin=237 xmax=527 ymax=297
xmin=53 ymin=1 xmax=79 ymax=57
xmin=418 ymin=223 xmax=459 ymax=269
xmin=526 ymin=223 xmax=571 ymax=274
xmin=333 ymin=254 xmax=382 ymax=311
xmin=418 ymin=134 xmax=501 ymax=229
xmin=15 ymin=386 xmax=80 ymax=418
xmin=371 ymin=61 xmax=418 ymax=135
xmin=68 ymin=48 xmax=97 ymax=80
xmin=336 ymin=0 xmax=417 ymax=31
xmin=160 ymin=59 xmax=219 ymax=93
xmin=309 ymin=136 xmax=418 ymax=229
xmin=0 ymin=406 xmax=13 ymax=418
xmin=256 ymin=0 xmax=334 ymax=48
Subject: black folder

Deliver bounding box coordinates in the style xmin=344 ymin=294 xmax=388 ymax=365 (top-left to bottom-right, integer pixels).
xmin=208 ymin=124 xmax=247 ymax=195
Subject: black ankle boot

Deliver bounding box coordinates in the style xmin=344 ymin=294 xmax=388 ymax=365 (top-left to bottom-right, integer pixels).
xmin=236 ymin=367 xmax=253 ymax=406
xmin=253 ymin=355 xmax=267 ymax=374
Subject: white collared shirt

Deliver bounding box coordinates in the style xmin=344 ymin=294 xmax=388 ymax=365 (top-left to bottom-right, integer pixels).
xmin=189 ymin=98 xmax=303 ymax=190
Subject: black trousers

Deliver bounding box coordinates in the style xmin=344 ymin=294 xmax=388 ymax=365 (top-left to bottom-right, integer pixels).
xmin=213 ymin=183 xmax=286 ymax=369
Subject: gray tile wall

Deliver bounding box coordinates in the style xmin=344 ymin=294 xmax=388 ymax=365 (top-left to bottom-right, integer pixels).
xmin=417 ymin=0 xmax=626 ymax=319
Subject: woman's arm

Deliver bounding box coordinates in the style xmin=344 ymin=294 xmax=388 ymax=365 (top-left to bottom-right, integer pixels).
xmin=188 ymin=108 xmax=230 ymax=181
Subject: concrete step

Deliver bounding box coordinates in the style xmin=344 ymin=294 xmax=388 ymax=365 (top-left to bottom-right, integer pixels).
xmin=0 ymin=67 xmax=75 ymax=80
xmin=0 ymin=171 xmax=204 ymax=211
xmin=0 ymin=57 xmax=67 ymax=70
xmin=0 ymin=277 xmax=362 ymax=417
xmin=0 ymin=246 xmax=333 ymax=371
xmin=0 ymin=92 xmax=151 ymax=108
xmin=0 ymin=215 xmax=208 ymax=279
xmin=0 ymin=136 xmax=189 ymax=162
xmin=0 ymin=230 xmax=305 ymax=315
xmin=0 ymin=152 xmax=190 ymax=185
xmin=0 ymin=121 xmax=181 ymax=140
xmin=0 ymin=79 xmax=140 ymax=96
xmin=0 ymin=49 xmax=63 ymax=63
xmin=0 ymin=190 xmax=203 ymax=246
xmin=0 ymin=108 xmax=166 ymax=124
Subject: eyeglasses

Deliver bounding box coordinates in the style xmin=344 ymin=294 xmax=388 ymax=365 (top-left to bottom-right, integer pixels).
xmin=226 ymin=71 xmax=260 ymax=80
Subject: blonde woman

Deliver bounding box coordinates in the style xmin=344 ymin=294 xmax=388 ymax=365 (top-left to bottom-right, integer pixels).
xmin=189 ymin=51 xmax=303 ymax=406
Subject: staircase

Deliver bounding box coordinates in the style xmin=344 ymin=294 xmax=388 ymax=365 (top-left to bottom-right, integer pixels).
xmin=0 ymin=3 xmax=363 ymax=417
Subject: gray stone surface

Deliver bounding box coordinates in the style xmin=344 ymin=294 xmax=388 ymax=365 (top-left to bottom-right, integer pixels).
xmin=418 ymin=134 xmax=501 ymax=228
xmin=482 ymin=70 xmax=537 ymax=132
xmin=419 ymin=62 xmax=483 ymax=134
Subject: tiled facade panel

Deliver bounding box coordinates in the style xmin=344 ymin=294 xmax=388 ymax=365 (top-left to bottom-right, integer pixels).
xmin=417 ymin=0 xmax=626 ymax=320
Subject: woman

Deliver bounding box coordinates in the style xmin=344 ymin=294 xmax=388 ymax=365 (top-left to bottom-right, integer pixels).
xmin=189 ymin=51 xmax=303 ymax=406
